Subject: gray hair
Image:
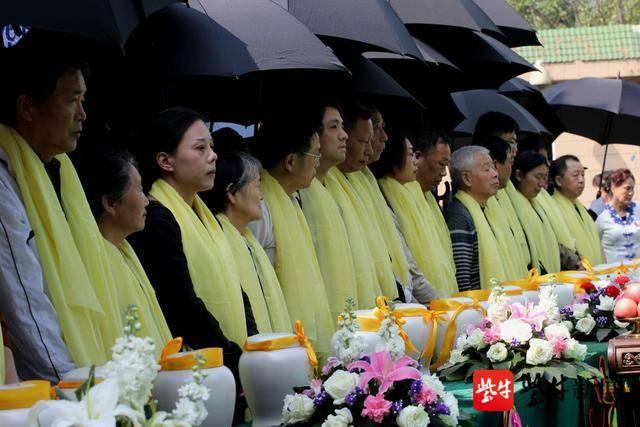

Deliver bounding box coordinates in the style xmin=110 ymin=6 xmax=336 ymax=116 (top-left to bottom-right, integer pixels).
xmin=449 ymin=146 xmax=490 ymax=190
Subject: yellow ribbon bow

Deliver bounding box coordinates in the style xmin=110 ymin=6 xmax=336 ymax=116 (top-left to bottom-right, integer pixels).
xmin=428 ymin=299 xmax=487 ymax=370
xmin=159 ymin=337 xmax=223 ymax=371
xmin=503 ymin=268 xmax=559 ymax=291
xmin=243 ymin=320 xmax=318 ymax=369
xmin=394 ymin=307 xmax=448 ymax=363
xmin=581 ymin=257 xmax=628 ymax=276
xmin=0 ymin=380 xmax=52 ymax=410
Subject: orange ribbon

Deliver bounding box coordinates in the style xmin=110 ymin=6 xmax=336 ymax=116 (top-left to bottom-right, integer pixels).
xmin=393 ymin=307 xmax=448 ymax=363
xmin=56 ymin=378 xmax=103 ymax=389
xmin=0 ymin=381 xmax=51 ymax=409
xmin=503 ymin=268 xmax=559 ymax=291
xmin=243 ymin=320 xmax=318 ymax=369
xmin=159 ymin=337 xmax=223 ymax=371
xmin=370 ymin=296 xmax=418 ymax=353
xmin=429 ymin=299 xmax=487 ymax=370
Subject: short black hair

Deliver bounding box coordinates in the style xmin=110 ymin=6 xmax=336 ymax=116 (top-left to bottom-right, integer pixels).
xmin=370 ymin=130 xmax=409 ymax=179
xmin=473 ymin=111 xmax=519 ymax=145
xmin=251 ymin=113 xmax=321 ymax=170
xmin=211 ymin=127 xmax=248 ymax=154
xmin=517 ymin=135 xmax=546 ymax=156
xmin=342 ymin=102 xmax=373 ymax=132
xmin=412 ymin=130 xmax=451 ymax=153
xmin=0 ymin=51 xmax=90 ymax=125
xmin=76 ymin=149 xmax=137 ymax=219
xmin=548 ymin=154 xmax=580 ymax=192
xmin=136 ymin=107 xmax=205 ymax=192
xmin=511 ymin=150 xmax=548 ymax=187
xmin=476 ymin=135 xmax=511 ymax=165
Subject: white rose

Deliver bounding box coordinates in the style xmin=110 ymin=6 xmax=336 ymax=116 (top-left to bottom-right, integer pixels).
xmin=500 ymin=319 xmax=533 ymax=343
xmin=455 ymin=335 xmax=469 ymax=350
xmin=562 ymin=320 xmax=574 ymax=332
xmin=282 ymin=394 xmax=314 ymax=424
xmin=466 ymin=328 xmax=488 ymax=350
xmin=448 ymin=349 xmax=469 ymax=365
xmin=572 ymin=303 xmax=589 ymax=319
xmin=486 ymin=342 xmax=508 ymax=363
xmin=321 ymin=408 xmax=353 ymax=427
xmin=544 ymin=323 xmax=571 ymax=340
xmin=525 ymin=338 xmax=553 ymax=365
xmin=596 ymin=295 xmax=616 ymax=312
xmin=421 ymin=374 xmax=445 ymax=395
xmin=396 ymin=405 xmax=430 ymax=427
xmin=575 ymin=315 xmax=597 ymax=335
xmin=562 ymin=338 xmax=587 ymax=361
xmin=323 ymin=370 xmax=359 ymax=404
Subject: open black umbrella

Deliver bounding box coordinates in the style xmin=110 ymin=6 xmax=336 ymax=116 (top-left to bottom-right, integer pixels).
xmin=273 ymin=0 xmax=423 ymax=59
xmin=472 ymin=0 xmax=540 ymax=47
xmin=123 ymin=1 xmax=348 ymax=123
xmin=452 ymin=89 xmax=551 ymax=137
xmin=0 ymin=0 xmax=176 ymax=47
xmin=543 ymin=77 xmax=640 ymax=194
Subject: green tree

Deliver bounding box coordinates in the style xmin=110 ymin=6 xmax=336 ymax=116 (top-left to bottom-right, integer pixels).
xmin=507 ymin=0 xmax=640 ymax=29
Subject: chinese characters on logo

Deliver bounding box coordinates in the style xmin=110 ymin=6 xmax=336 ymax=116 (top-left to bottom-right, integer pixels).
xmin=473 ymin=370 xmax=514 ymax=411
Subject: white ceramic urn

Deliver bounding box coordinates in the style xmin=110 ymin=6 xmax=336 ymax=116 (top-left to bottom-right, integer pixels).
xmin=153 ymin=350 xmax=236 ymax=427
xmin=0 ymin=381 xmax=51 ymax=425
xmin=239 ymin=333 xmax=312 ymax=427
xmin=393 ymin=303 xmax=433 ymax=361
xmin=433 ymin=297 xmax=485 ymax=360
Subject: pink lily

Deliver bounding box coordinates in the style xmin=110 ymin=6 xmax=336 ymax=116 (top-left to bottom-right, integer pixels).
xmin=509 ymin=302 xmax=547 ymax=331
xmin=348 ymin=351 xmax=421 ymax=394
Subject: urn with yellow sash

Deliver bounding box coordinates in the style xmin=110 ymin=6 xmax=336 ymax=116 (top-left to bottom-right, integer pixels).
xmin=240 ymin=322 xmax=316 ymax=427
xmin=0 ymin=380 xmax=52 ymax=425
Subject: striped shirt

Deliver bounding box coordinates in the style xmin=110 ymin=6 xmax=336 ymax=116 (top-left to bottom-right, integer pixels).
xmin=444 ymin=198 xmax=480 ymax=292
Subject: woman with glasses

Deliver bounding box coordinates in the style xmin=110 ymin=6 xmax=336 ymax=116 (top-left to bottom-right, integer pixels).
xmin=248 ymin=114 xmax=334 ymax=362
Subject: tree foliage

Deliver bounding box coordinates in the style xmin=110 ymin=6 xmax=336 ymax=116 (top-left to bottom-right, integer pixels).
xmin=507 ymin=0 xmax=640 ymax=29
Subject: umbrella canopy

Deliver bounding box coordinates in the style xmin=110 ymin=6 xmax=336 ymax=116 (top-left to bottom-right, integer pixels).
xmin=452 ymin=89 xmax=551 ymax=137
xmin=543 ymin=77 xmax=640 ymax=145
xmin=273 ymin=0 xmax=423 ymax=59
xmin=472 ymin=0 xmax=540 ymax=47
xmin=0 ymin=0 xmax=176 ymax=47
xmin=390 ymin=0 xmax=504 ymax=41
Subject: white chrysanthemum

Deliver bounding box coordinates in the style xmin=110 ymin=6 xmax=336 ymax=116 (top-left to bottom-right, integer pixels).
xmin=537 ymin=285 xmax=560 ymax=324
xmin=439 ymin=392 xmax=460 ymax=426
xmin=421 ymin=373 xmax=445 ymax=396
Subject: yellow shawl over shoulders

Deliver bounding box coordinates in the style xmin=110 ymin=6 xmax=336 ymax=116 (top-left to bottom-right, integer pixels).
xmin=260 ymin=171 xmax=334 ymax=357
xmin=552 ymin=191 xmax=603 ymax=264
xmin=537 ymin=188 xmax=576 ymax=251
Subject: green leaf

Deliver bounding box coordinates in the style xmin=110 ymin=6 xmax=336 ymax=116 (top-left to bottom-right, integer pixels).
xmin=492 ymin=360 xmax=512 ymax=370
xmin=542 ymin=366 xmax=564 ymax=385
xmin=465 ymin=362 xmax=491 ymax=381
xmin=75 ymin=365 xmax=96 ymax=401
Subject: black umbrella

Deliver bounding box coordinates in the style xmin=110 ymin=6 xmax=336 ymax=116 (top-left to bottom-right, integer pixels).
xmin=273 ymin=0 xmax=423 ymax=59
xmin=389 ymin=0 xmax=505 ymax=41
xmin=0 ymin=0 xmax=176 ymax=47
xmin=452 ymin=89 xmax=551 ymax=137
xmin=472 ymin=0 xmax=541 ymax=47
xmin=499 ymin=77 xmax=565 ymax=136
xmin=543 ymin=78 xmax=640 ymax=194
xmin=123 ymin=1 xmax=348 ymax=123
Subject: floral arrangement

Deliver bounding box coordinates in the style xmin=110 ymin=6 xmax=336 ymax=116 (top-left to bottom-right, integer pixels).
xmin=29 ymin=305 xmax=211 ymax=427
xmin=560 ymin=278 xmax=631 ymax=342
xmin=333 ymin=298 xmax=368 ymax=365
xmin=282 ymin=350 xmax=463 ymax=427
xmin=438 ymin=284 xmax=602 ymax=384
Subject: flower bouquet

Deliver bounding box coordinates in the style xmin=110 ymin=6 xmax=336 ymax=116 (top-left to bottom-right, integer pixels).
xmin=560 ymin=278 xmax=631 ymax=342
xmin=437 ymin=284 xmax=602 ymax=385
xmin=29 ymin=306 xmax=211 ymax=427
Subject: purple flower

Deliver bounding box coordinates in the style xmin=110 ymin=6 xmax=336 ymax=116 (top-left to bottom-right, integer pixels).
xmin=560 ymin=307 xmax=573 ymax=316
xmin=409 ymin=379 xmax=423 ymax=396
xmin=434 ymin=403 xmax=451 ymax=416
xmin=391 ymin=400 xmax=404 ymax=414
xmin=313 ymin=391 xmax=329 ymax=407
xmin=510 ymin=338 xmax=521 ymax=348
xmin=345 ymin=387 xmax=364 ymax=406
xmin=596 ymin=316 xmax=609 ymax=328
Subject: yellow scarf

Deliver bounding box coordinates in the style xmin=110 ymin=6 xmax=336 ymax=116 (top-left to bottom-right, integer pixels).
xmin=217 ymin=214 xmax=292 ymax=333
xmin=149 ymin=179 xmax=247 ymax=344
xmin=103 ymin=239 xmax=173 ymax=355
xmin=326 ymin=167 xmax=397 ymax=300
xmin=0 ymin=125 xmax=123 ymax=365
xmin=299 ymin=178 xmax=360 ymax=318
xmin=485 ymin=194 xmax=529 ymax=280
xmin=324 ymin=168 xmax=384 ymax=308
xmin=259 ymin=171 xmax=334 ymax=357
xmin=454 ymin=191 xmax=507 ymax=287
xmin=506 ymin=184 xmax=561 ymax=273
xmin=496 ymin=183 xmax=531 ymax=268
xmin=537 ymin=188 xmax=576 ymax=251
xmin=552 ymin=192 xmax=603 ymax=264
xmin=380 ymin=178 xmax=456 ymax=297
xmin=351 ymin=168 xmax=407 ymax=293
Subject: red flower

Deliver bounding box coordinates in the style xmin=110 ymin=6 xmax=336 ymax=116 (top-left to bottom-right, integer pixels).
xmin=581 ymin=282 xmax=597 ymax=293
xmin=604 ymin=285 xmax=622 ymax=298
xmin=615 ymin=275 xmax=631 ymax=286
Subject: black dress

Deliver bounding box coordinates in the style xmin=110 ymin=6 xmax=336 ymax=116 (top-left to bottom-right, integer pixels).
xmin=128 ymin=200 xmax=258 ymax=422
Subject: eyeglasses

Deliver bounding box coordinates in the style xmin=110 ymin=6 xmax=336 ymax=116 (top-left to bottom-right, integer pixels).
xmin=300 ymin=151 xmax=322 ymax=161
